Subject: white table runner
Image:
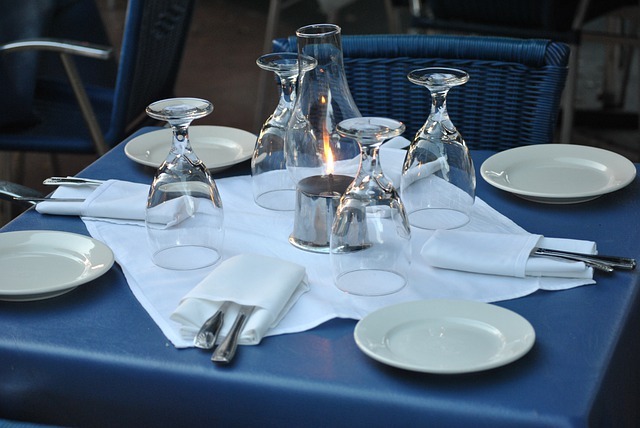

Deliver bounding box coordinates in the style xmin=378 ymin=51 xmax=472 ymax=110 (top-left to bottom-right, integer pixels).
xmin=82 ymin=149 xmax=595 ymax=348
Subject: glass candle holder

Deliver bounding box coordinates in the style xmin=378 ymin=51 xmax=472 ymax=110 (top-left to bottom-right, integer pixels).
xmin=285 ymin=24 xmax=362 ymax=252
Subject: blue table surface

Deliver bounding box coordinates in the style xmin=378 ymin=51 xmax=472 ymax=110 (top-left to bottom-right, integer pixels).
xmin=1 ymin=128 xmax=639 ymax=427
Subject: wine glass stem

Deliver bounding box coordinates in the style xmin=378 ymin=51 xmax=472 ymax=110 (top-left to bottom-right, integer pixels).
xmin=359 ymin=144 xmax=383 ymax=181
xmin=430 ymin=89 xmax=451 ymax=123
xmin=172 ymin=123 xmax=192 ymax=155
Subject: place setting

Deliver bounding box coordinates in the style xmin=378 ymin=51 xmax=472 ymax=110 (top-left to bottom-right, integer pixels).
xmin=480 ymin=143 xmax=636 ymax=204
xmin=2 ymin=23 xmax=637 ymax=375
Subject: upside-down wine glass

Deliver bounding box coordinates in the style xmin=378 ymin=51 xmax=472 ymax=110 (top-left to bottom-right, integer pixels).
xmin=330 ymin=117 xmax=411 ymax=296
xmin=400 ymin=67 xmax=475 ymax=230
xmin=252 ymin=53 xmax=317 ymax=211
xmin=145 ymin=98 xmax=224 ymax=270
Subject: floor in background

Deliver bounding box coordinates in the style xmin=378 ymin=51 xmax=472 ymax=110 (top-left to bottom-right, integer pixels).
xmin=2 ymin=0 xmax=638 ymax=225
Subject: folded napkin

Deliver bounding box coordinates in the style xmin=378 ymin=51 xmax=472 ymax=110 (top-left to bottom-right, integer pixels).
xmin=421 ymin=230 xmax=596 ymax=279
xmin=37 ymin=180 xmax=148 ymax=222
xmin=170 ymin=254 xmax=309 ymax=345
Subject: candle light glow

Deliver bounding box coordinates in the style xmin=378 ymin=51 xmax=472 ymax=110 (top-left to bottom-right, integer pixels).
xmin=323 ymin=131 xmax=335 ymax=175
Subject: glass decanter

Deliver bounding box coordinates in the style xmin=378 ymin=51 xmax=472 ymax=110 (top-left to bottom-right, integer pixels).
xmin=330 ymin=117 xmax=411 ymax=296
xmin=400 ymin=67 xmax=475 ymax=230
xmin=252 ymin=52 xmax=316 ymax=211
xmin=145 ymin=98 xmax=224 ymax=270
xmin=285 ymin=23 xmax=362 ymax=252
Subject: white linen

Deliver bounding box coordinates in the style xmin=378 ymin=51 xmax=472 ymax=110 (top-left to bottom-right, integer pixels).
xmin=170 ymin=254 xmax=309 ymax=345
xmin=36 ymin=180 xmax=148 ymax=223
xmin=422 ymin=230 xmax=595 ymax=279
xmin=43 ymin=147 xmax=596 ymax=348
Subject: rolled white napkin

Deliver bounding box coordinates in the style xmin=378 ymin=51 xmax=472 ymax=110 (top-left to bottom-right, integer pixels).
xmin=170 ymin=254 xmax=309 ymax=346
xmin=421 ymin=230 xmax=596 ymax=279
xmin=37 ymin=180 xmax=148 ymax=221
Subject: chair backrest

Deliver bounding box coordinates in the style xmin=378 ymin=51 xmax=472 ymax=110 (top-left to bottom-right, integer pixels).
xmin=274 ymin=34 xmax=570 ymax=151
xmin=106 ymin=0 xmax=196 ymax=146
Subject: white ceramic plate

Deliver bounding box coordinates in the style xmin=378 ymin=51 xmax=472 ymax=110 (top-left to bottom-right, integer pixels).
xmin=124 ymin=125 xmax=256 ymax=172
xmin=480 ymin=144 xmax=636 ymax=204
xmin=0 ymin=230 xmax=114 ymax=301
xmin=354 ymin=300 xmax=535 ymax=374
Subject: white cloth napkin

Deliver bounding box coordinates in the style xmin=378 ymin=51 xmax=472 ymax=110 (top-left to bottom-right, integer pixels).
xmin=36 ymin=180 xmax=148 ymax=223
xmin=170 ymin=254 xmax=309 ymax=345
xmin=43 ymin=147 xmax=596 ymax=348
xmin=422 ymin=230 xmax=595 ymax=279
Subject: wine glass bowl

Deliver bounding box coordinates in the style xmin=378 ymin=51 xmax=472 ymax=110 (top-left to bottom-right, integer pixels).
xmin=401 ymin=67 xmax=475 ymax=230
xmin=330 ymin=117 xmax=411 ymax=296
xmin=145 ymin=98 xmax=224 ymax=270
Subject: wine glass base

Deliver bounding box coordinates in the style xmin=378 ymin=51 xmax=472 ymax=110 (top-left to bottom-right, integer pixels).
xmin=408 ymin=208 xmax=470 ymax=230
xmin=254 ymin=189 xmax=296 ymax=211
xmin=335 ymin=269 xmax=407 ymax=296
xmin=152 ymin=245 xmax=221 ymax=270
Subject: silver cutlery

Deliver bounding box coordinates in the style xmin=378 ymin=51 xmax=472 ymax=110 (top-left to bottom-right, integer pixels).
xmin=194 ymin=301 xmax=231 ymax=350
xmin=13 ymin=197 xmax=86 ymax=203
xmin=0 ymin=180 xmax=45 ymax=205
xmin=533 ymin=247 xmax=636 ymax=272
xmin=211 ymin=305 xmax=255 ymax=364
xmin=43 ymin=177 xmax=104 ymax=187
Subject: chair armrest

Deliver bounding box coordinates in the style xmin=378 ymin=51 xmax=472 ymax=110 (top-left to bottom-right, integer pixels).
xmin=0 ymin=38 xmax=112 ymax=60
xmin=0 ymin=38 xmax=113 ymax=155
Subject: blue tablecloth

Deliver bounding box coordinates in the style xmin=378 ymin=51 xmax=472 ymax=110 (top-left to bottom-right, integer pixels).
xmin=1 ymin=128 xmax=639 ymax=427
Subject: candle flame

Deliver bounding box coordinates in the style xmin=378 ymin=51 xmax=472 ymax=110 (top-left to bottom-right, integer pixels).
xmin=323 ymin=132 xmax=334 ymax=175
xmin=318 ymin=95 xmax=335 ymax=175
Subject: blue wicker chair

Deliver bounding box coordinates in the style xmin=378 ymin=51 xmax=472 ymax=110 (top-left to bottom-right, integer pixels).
xmin=0 ymin=0 xmax=196 ymax=180
xmin=273 ymin=34 xmax=570 ymax=151
xmin=407 ymin=0 xmax=640 ymax=145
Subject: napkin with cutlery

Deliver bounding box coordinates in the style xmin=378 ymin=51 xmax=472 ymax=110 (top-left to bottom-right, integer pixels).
xmin=170 ymin=254 xmax=309 ymax=345
xmin=36 ymin=179 xmax=148 ymax=222
xmin=421 ymin=230 xmax=595 ymax=279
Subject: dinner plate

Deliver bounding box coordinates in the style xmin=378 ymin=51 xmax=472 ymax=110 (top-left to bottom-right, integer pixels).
xmin=0 ymin=230 xmax=114 ymax=301
xmin=124 ymin=125 xmax=256 ymax=172
xmin=354 ymin=299 xmax=535 ymax=374
xmin=480 ymin=144 xmax=636 ymax=204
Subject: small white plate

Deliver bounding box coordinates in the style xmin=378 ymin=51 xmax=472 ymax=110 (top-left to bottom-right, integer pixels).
xmin=480 ymin=144 xmax=636 ymax=204
xmin=124 ymin=125 xmax=256 ymax=173
xmin=0 ymin=230 xmax=114 ymax=301
xmin=354 ymin=300 xmax=535 ymax=374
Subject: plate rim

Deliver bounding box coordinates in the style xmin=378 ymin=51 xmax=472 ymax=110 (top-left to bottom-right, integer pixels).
xmin=354 ymin=299 xmax=535 ymax=374
xmin=0 ymin=230 xmax=114 ymax=300
xmin=124 ymin=125 xmax=256 ymax=171
xmin=480 ymin=144 xmax=636 ymax=200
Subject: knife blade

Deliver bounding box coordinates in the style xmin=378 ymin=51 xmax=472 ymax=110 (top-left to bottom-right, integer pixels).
xmin=43 ymin=177 xmax=104 ymax=187
xmin=211 ymin=305 xmax=255 ymax=364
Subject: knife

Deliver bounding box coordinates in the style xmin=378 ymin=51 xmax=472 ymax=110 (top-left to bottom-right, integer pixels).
xmin=533 ymin=248 xmax=636 ymax=270
xmin=193 ymin=301 xmax=231 ymax=350
xmin=211 ymin=305 xmax=255 ymax=364
xmin=13 ymin=197 xmax=86 ymax=203
xmin=43 ymin=177 xmax=104 ymax=187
